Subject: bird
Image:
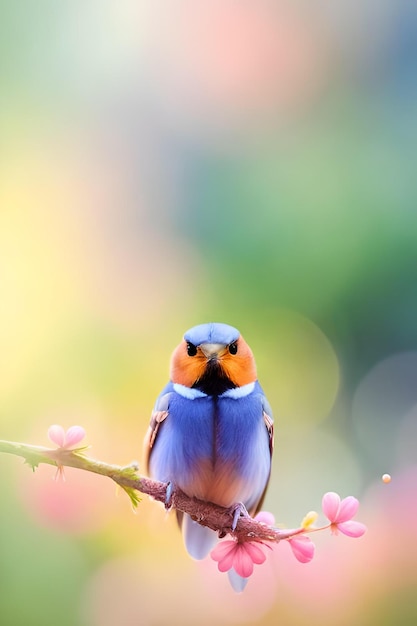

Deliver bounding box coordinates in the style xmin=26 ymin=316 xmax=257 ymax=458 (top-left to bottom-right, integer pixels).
xmin=144 ymin=322 xmax=274 ymax=589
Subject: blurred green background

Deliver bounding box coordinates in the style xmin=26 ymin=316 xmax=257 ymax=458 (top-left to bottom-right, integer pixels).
xmin=1 ymin=1 xmax=416 ymax=625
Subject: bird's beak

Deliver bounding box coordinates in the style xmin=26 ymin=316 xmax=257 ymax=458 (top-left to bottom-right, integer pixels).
xmin=199 ymin=343 xmax=227 ymax=359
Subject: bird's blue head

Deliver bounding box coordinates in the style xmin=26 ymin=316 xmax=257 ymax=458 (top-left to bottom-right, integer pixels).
xmin=170 ymin=322 xmax=257 ymax=392
xmin=184 ymin=323 xmax=240 ymax=347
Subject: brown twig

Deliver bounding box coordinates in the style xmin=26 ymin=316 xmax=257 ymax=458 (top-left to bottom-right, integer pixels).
xmin=0 ymin=439 xmax=301 ymax=543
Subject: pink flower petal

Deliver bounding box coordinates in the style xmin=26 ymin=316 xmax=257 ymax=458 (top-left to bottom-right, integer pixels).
xmin=322 ymin=492 xmax=341 ymax=522
xmin=288 ymin=536 xmax=315 ymax=563
xmin=255 ymin=511 xmax=275 ymax=526
xmin=217 ymin=549 xmax=237 ymax=573
xmin=337 ymin=521 xmax=367 ymax=538
xmin=48 ymin=425 xmax=66 ymax=448
xmin=211 ymin=541 xmax=239 ymax=573
xmin=212 ymin=540 xmax=268 ymax=577
xmin=335 ymin=496 xmax=359 ymax=523
xmin=233 ymin=545 xmax=255 ymax=578
xmin=211 ymin=540 xmax=237 ymax=562
xmin=63 ymin=425 xmax=86 ymax=449
xmin=243 ymin=542 xmax=267 ymax=565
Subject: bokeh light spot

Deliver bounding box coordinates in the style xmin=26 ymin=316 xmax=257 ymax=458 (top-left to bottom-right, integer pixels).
xmin=352 ymin=352 xmax=417 ymax=467
xmin=259 ymin=310 xmax=340 ymax=428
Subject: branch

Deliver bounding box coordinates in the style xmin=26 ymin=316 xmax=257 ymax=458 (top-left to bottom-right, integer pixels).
xmin=0 ymin=432 xmax=368 ymax=592
xmin=0 ymin=439 xmax=298 ymax=544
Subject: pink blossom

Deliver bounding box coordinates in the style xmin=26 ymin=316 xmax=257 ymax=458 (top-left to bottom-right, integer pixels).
xmin=287 ymin=535 xmax=315 ymax=563
xmin=322 ymin=492 xmax=367 ymax=537
xmin=48 ymin=425 xmax=86 ymax=449
xmin=254 ymin=511 xmax=276 ymax=526
xmin=210 ymin=539 xmax=267 ymax=578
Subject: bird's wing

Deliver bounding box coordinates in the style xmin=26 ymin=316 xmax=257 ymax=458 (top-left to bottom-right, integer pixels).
xmin=143 ymin=387 xmax=219 ymax=558
xmin=143 ymin=390 xmax=171 ymax=473
xmin=263 ymin=408 xmax=274 ymax=457
xmin=145 ymin=409 xmax=168 ymax=447
xmin=252 ymin=399 xmax=274 ymax=516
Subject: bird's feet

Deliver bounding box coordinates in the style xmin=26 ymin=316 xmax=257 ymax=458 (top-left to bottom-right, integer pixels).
xmin=165 ymin=481 xmax=174 ymax=509
xmin=228 ymin=501 xmax=250 ymax=531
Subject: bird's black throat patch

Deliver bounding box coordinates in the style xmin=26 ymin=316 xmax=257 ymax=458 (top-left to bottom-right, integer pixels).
xmin=192 ymin=359 xmax=236 ymax=396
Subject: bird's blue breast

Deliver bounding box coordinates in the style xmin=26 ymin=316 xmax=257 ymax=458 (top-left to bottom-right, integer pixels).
xmin=149 ymin=381 xmax=271 ymax=510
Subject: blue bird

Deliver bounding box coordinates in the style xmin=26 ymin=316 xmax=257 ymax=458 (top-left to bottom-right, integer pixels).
xmin=144 ymin=322 xmax=274 ymax=591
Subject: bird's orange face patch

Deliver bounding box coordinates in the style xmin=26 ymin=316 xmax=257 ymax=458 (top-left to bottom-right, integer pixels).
xmin=170 ymin=336 xmax=257 ymax=388
xmin=219 ymin=335 xmax=257 ymax=387
xmin=170 ymin=341 xmax=208 ymax=387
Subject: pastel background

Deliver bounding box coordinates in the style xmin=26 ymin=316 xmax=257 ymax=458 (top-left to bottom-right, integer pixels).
xmin=1 ymin=2 xmax=416 ymax=625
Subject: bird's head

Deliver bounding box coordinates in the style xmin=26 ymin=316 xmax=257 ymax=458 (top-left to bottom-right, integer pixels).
xmin=170 ymin=323 xmax=257 ymax=393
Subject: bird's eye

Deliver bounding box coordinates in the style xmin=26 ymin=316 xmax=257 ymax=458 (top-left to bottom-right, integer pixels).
xmin=229 ymin=342 xmax=238 ymax=355
xmin=186 ymin=342 xmax=197 ymax=356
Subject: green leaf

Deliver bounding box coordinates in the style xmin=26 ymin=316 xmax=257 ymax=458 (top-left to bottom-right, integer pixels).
xmin=120 ymin=485 xmax=141 ymax=508
xmin=24 ymin=459 xmax=39 ymax=472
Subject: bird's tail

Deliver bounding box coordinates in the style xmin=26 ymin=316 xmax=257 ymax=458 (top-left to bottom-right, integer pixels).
xmin=227 ymin=569 xmax=249 ymax=593
xmin=181 ymin=513 xmax=218 ymax=560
